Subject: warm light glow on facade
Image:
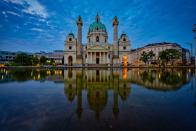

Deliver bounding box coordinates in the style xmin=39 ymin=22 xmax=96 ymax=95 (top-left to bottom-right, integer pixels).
xmin=0 ymin=64 xmax=5 ymax=67
xmin=123 ymin=68 xmax=128 ymax=80
xmin=123 ymin=55 xmax=128 ymax=67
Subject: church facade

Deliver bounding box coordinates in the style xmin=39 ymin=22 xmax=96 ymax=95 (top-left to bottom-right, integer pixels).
xmin=64 ymin=14 xmax=131 ymax=66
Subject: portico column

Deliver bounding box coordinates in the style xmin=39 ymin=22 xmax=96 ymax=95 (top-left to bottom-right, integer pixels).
xmin=91 ymin=52 xmax=93 ymax=64
xmin=105 ymin=52 xmax=106 ymax=64
xmin=87 ymin=52 xmax=88 ymax=63
xmin=103 ymin=52 xmax=105 ymax=64
xmin=107 ymin=53 xmax=109 ymax=64
xmin=102 ymin=52 xmax=105 ymax=64
xmin=93 ymin=52 xmax=94 ymax=64
xmin=88 ymin=52 xmax=90 ymax=64
xmin=102 ymin=52 xmax=103 ymax=64
xmin=89 ymin=52 xmax=90 ymax=64
xmin=94 ymin=52 xmax=95 ymax=64
xmin=90 ymin=52 xmax=93 ymax=64
xmin=92 ymin=52 xmax=96 ymax=64
xmin=99 ymin=52 xmax=101 ymax=64
xmin=103 ymin=52 xmax=104 ymax=64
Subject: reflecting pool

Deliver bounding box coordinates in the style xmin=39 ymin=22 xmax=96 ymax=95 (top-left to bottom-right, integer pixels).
xmin=0 ymin=68 xmax=196 ymax=131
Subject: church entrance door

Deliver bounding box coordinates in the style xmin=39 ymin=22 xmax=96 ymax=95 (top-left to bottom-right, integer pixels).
xmin=68 ymin=56 xmax=73 ymax=66
xmin=96 ymin=58 xmax=99 ymax=64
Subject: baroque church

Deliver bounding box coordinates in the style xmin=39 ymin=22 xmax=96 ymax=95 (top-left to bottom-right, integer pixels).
xmin=64 ymin=14 xmax=131 ymax=66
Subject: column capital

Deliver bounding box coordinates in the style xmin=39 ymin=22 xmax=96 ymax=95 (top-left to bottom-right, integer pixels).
xmin=77 ymin=15 xmax=83 ymax=26
xmin=112 ymin=16 xmax=119 ymax=26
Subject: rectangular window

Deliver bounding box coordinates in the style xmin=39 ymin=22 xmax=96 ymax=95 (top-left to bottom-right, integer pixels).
xmin=123 ymin=46 xmax=126 ymax=50
xmin=96 ymin=52 xmax=99 ymax=56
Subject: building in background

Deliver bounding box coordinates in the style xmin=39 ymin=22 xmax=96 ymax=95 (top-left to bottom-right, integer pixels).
xmin=130 ymin=42 xmax=191 ymax=66
xmin=34 ymin=50 xmax=64 ymax=65
xmin=48 ymin=50 xmax=64 ymax=65
xmin=182 ymin=48 xmax=191 ymax=65
xmin=0 ymin=51 xmax=33 ymax=64
xmin=0 ymin=51 xmax=16 ymax=64
xmin=0 ymin=50 xmax=64 ymax=65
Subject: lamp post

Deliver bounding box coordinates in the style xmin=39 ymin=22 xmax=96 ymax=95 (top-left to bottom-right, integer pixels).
xmin=193 ymin=24 xmax=196 ymax=66
xmin=137 ymin=43 xmax=141 ymax=67
xmin=186 ymin=42 xmax=192 ymax=65
xmin=186 ymin=42 xmax=192 ymax=56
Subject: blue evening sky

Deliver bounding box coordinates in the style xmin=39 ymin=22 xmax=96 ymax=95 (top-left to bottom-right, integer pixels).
xmin=0 ymin=0 xmax=196 ymax=53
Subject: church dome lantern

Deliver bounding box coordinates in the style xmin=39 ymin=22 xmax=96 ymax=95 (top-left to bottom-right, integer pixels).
xmin=88 ymin=14 xmax=107 ymax=33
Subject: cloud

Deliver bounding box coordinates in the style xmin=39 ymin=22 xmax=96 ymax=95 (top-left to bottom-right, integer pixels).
xmin=3 ymin=0 xmax=48 ymax=19
xmin=6 ymin=11 xmax=21 ymax=17
xmin=3 ymin=0 xmax=25 ymax=5
xmin=2 ymin=11 xmax=8 ymax=18
xmin=22 ymin=0 xmax=48 ymax=19
xmin=31 ymin=28 xmax=43 ymax=32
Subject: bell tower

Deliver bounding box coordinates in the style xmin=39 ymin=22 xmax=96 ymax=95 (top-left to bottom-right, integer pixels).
xmin=76 ymin=15 xmax=83 ymax=65
xmin=112 ymin=16 xmax=119 ymax=65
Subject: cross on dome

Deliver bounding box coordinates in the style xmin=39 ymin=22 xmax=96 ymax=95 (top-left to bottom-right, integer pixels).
xmin=96 ymin=13 xmax=100 ymax=22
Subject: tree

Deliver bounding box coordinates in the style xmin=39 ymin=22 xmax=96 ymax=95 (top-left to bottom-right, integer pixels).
xmin=148 ymin=51 xmax=155 ymax=64
xmin=50 ymin=59 xmax=55 ymax=65
xmin=159 ymin=49 xmax=181 ymax=66
xmin=140 ymin=51 xmax=149 ymax=65
xmin=159 ymin=50 xmax=168 ymax=66
xmin=40 ymin=56 xmax=48 ymax=65
xmin=13 ymin=53 xmax=32 ymax=66
xmin=167 ymin=49 xmax=181 ymax=65
xmin=140 ymin=51 xmax=155 ymax=65
xmin=32 ymin=56 xmax=39 ymax=66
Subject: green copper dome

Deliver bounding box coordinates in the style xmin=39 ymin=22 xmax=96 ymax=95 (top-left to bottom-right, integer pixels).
xmin=89 ymin=14 xmax=107 ymax=33
xmin=89 ymin=22 xmax=106 ymax=32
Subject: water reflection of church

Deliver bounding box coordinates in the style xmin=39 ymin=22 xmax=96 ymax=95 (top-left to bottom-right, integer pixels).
xmin=62 ymin=68 xmax=193 ymax=118
xmin=64 ymin=69 xmax=131 ymax=119
xmin=0 ymin=68 xmax=194 ymax=118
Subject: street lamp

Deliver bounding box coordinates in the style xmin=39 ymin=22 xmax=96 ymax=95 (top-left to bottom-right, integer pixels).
xmin=186 ymin=42 xmax=192 ymax=65
xmin=186 ymin=42 xmax=192 ymax=56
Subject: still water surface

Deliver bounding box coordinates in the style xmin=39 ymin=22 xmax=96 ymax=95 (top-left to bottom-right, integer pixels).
xmin=0 ymin=68 xmax=196 ymax=131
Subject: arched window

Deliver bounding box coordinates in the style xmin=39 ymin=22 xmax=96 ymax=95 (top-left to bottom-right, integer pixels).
xmin=123 ymin=38 xmax=126 ymax=42
xmin=96 ymin=36 xmax=99 ymax=42
xmin=69 ymin=38 xmax=72 ymax=41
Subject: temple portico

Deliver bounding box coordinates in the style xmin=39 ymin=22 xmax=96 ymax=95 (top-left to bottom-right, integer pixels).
xmin=86 ymin=51 xmax=109 ymax=64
